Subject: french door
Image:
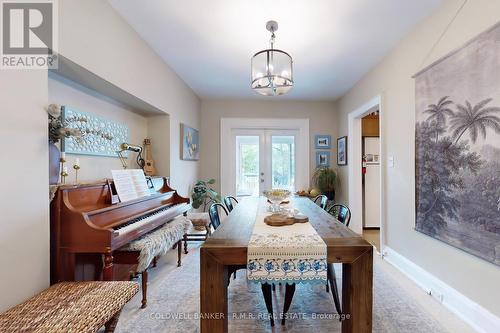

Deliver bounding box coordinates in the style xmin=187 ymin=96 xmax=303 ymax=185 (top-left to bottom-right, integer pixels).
xmin=232 ymin=129 xmax=297 ymax=197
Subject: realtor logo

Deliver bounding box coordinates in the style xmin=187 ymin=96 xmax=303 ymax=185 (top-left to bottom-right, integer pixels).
xmin=1 ymin=0 xmax=58 ymax=69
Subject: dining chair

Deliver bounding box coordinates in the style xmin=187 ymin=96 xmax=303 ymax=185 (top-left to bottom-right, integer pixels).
xmin=208 ymin=203 xmax=228 ymax=230
xmin=223 ymin=196 xmax=239 ymax=212
xmin=313 ymin=194 xmax=328 ymax=210
xmin=281 ymin=204 xmax=351 ymax=325
xmin=208 ymin=202 xmax=276 ymax=327
xmin=324 ymin=204 xmax=352 ymax=316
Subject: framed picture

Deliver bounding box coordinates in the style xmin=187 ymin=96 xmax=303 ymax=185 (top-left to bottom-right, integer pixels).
xmin=315 ymin=135 xmax=331 ymax=149
xmin=61 ymin=106 xmax=129 ymax=157
xmin=181 ymin=123 xmax=199 ymax=161
xmin=316 ymin=151 xmax=331 ymax=168
xmin=337 ymin=136 xmax=347 ymax=165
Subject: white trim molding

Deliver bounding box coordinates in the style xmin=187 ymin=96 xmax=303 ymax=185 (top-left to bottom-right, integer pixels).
xmin=347 ymin=94 xmax=385 ymax=238
xmin=383 ymin=247 xmax=500 ymax=333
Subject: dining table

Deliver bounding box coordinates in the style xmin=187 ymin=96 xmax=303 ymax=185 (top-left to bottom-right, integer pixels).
xmin=200 ymin=196 xmax=373 ymax=333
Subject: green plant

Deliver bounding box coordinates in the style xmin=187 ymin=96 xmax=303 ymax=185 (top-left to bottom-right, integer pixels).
xmin=312 ymin=167 xmax=337 ymax=194
xmin=191 ymin=178 xmax=222 ymax=210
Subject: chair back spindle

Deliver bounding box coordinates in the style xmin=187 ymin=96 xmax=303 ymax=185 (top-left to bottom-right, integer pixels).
xmin=327 ymin=204 xmax=351 ymax=227
xmin=208 ymin=203 xmax=229 ymax=230
xmin=223 ymin=196 xmax=239 ymax=212
xmin=313 ymin=195 xmax=328 ymax=210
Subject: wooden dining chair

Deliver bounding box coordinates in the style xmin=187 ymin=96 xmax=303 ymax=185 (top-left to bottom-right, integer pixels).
xmin=313 ymin=194 xmax=328 ymax=210
xmin=281 ymin=204 xmax=351 ymax=325
xmin=208 ymin=202 xmax=276 ymax=326
xmin=223 ymin=196 xmax=238 ymax=212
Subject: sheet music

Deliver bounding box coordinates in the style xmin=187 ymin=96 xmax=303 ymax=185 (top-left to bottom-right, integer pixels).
xmin=111 ymin=169 xmax=151 ymax=202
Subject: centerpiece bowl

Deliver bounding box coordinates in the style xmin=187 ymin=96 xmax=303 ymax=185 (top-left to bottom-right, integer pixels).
xmin=263 ymin=189 xmax=291 ymax=213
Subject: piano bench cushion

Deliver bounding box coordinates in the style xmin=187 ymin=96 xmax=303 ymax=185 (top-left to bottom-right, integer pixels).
xmin=187 ymin=212 xmax=210 ymax=231
xmin=118 ymin=216 xmax=192 ymax=272
xmin=0 ymin=281 xmax=138 ymax=333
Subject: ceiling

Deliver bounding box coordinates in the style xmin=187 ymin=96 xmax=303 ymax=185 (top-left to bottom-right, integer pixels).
xmin=110 ymin=0 xmax=441 ymax=101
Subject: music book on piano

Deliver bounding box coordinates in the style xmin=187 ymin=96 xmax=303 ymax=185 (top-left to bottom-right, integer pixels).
xmin=111 ymin=169 xmax=151 ymax=202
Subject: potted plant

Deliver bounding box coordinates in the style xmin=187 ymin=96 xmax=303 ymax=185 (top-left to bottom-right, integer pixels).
xmin=191 ymin=178 xmax=222 ymax=211
xmin=312 ymin=167 xmax=337 ymax=200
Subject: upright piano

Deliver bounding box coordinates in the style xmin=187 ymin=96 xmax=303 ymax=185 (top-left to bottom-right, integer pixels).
xmin=50 ymin=177 xmax=191 ymax=284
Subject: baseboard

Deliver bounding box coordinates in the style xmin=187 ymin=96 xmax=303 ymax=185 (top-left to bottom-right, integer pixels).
xmin=383 ymin=247 xmax=500 ymax=333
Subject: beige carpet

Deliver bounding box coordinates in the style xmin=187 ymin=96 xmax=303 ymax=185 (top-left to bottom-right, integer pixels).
xmin=115 ymin=246 xmax=474 ymax=333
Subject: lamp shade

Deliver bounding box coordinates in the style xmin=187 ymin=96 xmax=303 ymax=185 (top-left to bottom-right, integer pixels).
xmin=251 ymin=49 xmax=293 ymax=96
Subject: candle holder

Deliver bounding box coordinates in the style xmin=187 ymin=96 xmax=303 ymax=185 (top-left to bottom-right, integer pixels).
xmin=60 ymin=156 xmax=67 ymax=184
xmin=73 ymin=164 xmax=81 ymax=184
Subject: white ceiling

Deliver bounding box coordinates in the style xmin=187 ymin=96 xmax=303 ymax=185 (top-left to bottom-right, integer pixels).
xmin=110 ymin=0 xmax=441 ymax=101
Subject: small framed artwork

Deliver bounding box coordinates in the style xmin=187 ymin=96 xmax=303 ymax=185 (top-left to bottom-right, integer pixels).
xmin=337 ymin=136 xmax=347 ymax=166
xmin=316 ymin=151 xmax=331 ymax=168
xmin=181 ymin=123 xmax=199 ymax=161
xmin=315 ymin=135 xmax=331 ymax=149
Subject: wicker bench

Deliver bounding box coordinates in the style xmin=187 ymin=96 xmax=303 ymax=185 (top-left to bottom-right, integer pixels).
xmin=0 ymin=281 xmax=138 ymax=333
xmin=114 ymin=216 xmax=192 ymax=308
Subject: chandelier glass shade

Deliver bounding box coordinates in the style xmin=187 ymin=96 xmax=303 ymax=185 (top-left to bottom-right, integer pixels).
xmin=251 ymin=21 xmax=293 ymax=96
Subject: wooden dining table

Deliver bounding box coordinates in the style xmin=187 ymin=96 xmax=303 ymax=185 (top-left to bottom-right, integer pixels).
xmin=200 ymin=197 xmax=373 ymax=333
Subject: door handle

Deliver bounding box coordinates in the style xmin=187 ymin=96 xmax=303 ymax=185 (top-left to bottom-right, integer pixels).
xmin=260 ymin=178 xmax=264 ymax=183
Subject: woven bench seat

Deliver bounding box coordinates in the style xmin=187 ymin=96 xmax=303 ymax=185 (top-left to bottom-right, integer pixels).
xmin=0 ymin=281 xmax=138 ymax=333
xmin=114 ymin=216 xmax=192 ymax=308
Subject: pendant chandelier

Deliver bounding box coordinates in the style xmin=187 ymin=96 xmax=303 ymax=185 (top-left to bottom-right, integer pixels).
xmin=251 ymin=20 xmax=293 ymax=96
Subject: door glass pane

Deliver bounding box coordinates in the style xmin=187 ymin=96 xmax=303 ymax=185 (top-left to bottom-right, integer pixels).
xmin=236 ymin=136 xmax=260 ymax=197
xmin=271 ymin=136 xmax=295 ymax=191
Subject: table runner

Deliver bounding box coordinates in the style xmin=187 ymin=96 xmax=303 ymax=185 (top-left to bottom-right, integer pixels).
xmin=247 ymin=200 xmax=327 ymax=284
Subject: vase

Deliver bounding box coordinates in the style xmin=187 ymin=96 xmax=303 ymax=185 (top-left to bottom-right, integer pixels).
xmin=324 ymin=190 xmax=335 ymax=201
xmin=49 ymin=142 xmax=60 ymax=185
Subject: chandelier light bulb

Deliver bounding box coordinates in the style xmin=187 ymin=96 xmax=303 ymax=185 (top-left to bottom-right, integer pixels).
xmin=251 ymin=20 xmax=293 ymax=96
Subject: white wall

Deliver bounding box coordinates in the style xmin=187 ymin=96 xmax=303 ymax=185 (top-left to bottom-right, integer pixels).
xmin=0 ymin=0 xmax=200 ymax=311
xmin=335 ymin=0 xmax=500 ymax=318
xmin=200 ymin=99 xmax=337 ymax=193
xmin=48 ymin=73 xmax=149 ymax=181
xmin=58 ymin=0 xmax=201 ymax=196
xmin=0 ymin=71 xmax=49 ymax=312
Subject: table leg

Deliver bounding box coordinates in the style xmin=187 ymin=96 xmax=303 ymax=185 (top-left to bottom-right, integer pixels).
xmin=200 ymin=248 xmax=229 ymax=333
xmin=341 ymin=247 xmax=373 ymax=333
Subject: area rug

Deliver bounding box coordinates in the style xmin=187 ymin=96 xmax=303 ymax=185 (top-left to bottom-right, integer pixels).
xmin=116 ymin=248 xmax=447 ymax=333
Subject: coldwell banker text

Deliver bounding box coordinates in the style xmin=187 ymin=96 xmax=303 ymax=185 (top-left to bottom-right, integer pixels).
xmin=1 ymin=0 xmax=58 ymax=69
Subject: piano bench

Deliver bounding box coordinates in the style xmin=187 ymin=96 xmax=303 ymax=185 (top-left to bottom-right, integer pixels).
xmin=114 ymin=216 xmax=192 ymax=309
xmin=0 ymin=281 xmax=138 ymax=333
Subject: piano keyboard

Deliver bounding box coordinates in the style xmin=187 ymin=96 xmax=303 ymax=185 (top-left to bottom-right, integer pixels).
xmin=113 ymin=204 xmax=176 ymax=236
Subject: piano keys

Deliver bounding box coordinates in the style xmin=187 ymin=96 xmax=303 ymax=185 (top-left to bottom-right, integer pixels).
xmin=50 ymin=177 xmax=191 ymax=283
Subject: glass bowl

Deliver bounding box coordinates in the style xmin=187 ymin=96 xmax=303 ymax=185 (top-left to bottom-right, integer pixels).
xmin=263 ymin=189 xmax=291 ymax=213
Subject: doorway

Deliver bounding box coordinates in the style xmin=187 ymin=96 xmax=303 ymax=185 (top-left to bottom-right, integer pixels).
xmin=234 ymin=129 xmax=297 ymax=196
xmin=347 ymin=95 xmax=385 ymax=253
xmin=220 ymin=118 xmax=309 ymax=197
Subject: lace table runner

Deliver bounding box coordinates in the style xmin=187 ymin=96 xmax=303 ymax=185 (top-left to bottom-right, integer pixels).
xmin=247 ymin=201 xmax=327 ymax=284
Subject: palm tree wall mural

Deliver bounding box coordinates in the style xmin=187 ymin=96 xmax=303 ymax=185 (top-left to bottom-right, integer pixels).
xmin=414 ymin=23 xmax=500 ymax=266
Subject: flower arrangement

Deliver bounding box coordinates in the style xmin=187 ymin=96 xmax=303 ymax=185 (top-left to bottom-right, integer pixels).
xmin=47 ymin=104 xmax=113 ymax=144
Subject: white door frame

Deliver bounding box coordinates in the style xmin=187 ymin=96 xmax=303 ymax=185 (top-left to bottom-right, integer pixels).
xmin=348 ymin=95 xmax=385 ymax=253
xmin=221 ymin=118 xmax=309 ymax=197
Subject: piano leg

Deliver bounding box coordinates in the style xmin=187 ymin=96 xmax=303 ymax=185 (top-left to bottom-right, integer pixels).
xmin=183 ymin=234 xmax=189 ymax=254
xmin=103 ymin=252 xmax=114 ymax=281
